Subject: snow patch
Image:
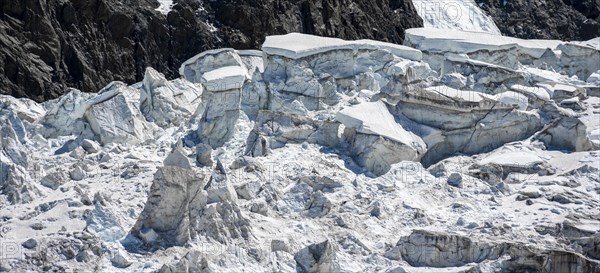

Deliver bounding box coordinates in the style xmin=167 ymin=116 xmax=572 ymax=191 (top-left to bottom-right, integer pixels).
xmin=412 ymin=0 xmax=501 ymax=34
xmin=155 ymin=0 xmax=173 ymax=15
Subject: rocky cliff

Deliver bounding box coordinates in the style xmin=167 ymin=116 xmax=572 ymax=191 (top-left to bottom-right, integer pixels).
xmin=475 ymin=0 xmax=600 ymax=40
xmin=0 ymin=0 xmax=423 ymax=102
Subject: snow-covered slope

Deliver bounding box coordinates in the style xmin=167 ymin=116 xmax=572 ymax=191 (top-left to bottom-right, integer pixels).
xmin=1 ymin=31 xmax=599 ymax=273
xmin=412 ymin=0 xmax=501 ymax=34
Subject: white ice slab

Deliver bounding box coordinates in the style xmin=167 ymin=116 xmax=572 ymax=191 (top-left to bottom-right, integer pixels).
xmin=509 ymin=84 xmax=552 ymax=101
xmin=262 ymin=33 xmax=422 ymax=61
xmin=425 ymin=85 xmax=491 ymax=103
xmin=493 ymin=91 xmax=528 ymax=110
xmin=201 ymin=66 xmax=247 ymax=92
xmin=480 ymin=151 xmax=544 ymax=168
xmin=405 ymin=28 xmax=562 ymax=58
xmin=335 ymin=101 xmax=424 ymax=146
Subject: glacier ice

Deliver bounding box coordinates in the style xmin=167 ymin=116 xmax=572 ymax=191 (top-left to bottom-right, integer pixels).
xmin=140 ymin=67 xmax=203 ymax=128
xmin=1 ymin=30 xmax=599 ymax=273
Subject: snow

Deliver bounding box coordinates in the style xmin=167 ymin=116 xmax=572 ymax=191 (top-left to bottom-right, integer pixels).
xmin=508 ymin=84 xmax=552 ymax=101
xmin=405 ymin=27 xmax=562 ymax=58
xmin=262 ymin=32 xmax=422 ymax=61
xmin=201 ymin=66 xmax=248 ymax=92
xmin=335 ymin=101 xmax=425 ymax=146
xmin=480 ymin=151 xmax=544 ymax=168
xmin=155 ymin=0 xmax=173 ymax=15
xmin=412 ymin=0 xmax=501 ymax=34
xmin=580 ymin=114 xmax=600 ymax=147
xmin=564 ymin=37 xmax=600 ymax=50
xmin=524 ymin=67 xmax=584 ymax=85
xmin=492 ymin=91 xmax=528 ymax=110
xmin=178 ymin=48 xmax=239 ymax=77
xmin=426 ymin=85 xmax=490 ymax=102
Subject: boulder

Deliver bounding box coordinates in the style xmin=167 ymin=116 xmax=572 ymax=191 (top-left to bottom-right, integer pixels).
xmin=194 ymin=201 xmax=252 ymax=244
xmin=447 ymin=173 xmax=463 ymax=188
xmin=306 ymin=191 xmax=332 ymax=218
xmin=80 ymin=139 xmax=101 ymax=154
xmin=294 ymin=240 xmax=341 ymax=273
xmin=158 ymin=251 xmax=212 ymax=273
xmin=163 ymin=149 xmax=192 ymax=170
xmin=40 ymin=172 xmax=67 ymax=190
xmin=70 ymin=165 xmax=86 ymax=181
xmin=195 ymin=144 xmax=213 ymax=166
xmin=21 ymin=238 xmax=37 ymax=249
xmin=205 ymin=162 xmax=237 ymax=204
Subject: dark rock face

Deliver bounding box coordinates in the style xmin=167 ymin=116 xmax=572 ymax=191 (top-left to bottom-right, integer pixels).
xmin=206 ymin=0 xmax=423 ymax=49
xmin=475 ymin=0 xmax=600 ymax=41
xmin=0 ymin=0 xmax=423 ymax=102
xmin=0 ymin=0 xmax=217 ymax=102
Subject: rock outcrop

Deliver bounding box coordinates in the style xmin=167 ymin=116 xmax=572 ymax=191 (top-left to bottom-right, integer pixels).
xmin=474 ymin=0 xmax=600 ymax=41
xmin=0 ymin=0 xmax=218 ymax=101
xmin=0 ymin=0 xmax=423 ymax=102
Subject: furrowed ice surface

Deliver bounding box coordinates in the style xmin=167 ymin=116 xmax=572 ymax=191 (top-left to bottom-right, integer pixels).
xmin=411 ymin=0 xmax=501 ymax=34
xmin=0 ymin=30 xmax=599 ymax=273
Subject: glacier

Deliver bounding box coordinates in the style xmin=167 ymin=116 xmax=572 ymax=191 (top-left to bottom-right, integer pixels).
xmin=0 ymin=29 xmax=599 ymax=273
